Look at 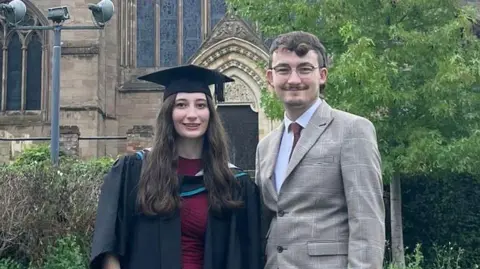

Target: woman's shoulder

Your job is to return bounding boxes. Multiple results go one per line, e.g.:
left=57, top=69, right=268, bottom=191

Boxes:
left=103, top=150, right=146, bottom=189
left=111, top=149, right=148, bottom=168
left=228, top=163, right=250, bottom=180
left=228, top=163, right=258, bottom=191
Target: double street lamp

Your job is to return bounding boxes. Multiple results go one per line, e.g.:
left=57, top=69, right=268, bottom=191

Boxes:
left=0, top=0, right=114, bottom=166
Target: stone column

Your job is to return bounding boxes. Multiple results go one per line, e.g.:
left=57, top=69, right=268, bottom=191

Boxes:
left=0, top=130, right=11, bottom=164
left=60, top=125, right=80, bottom=157
left=126, top=125, right=154, bottom=153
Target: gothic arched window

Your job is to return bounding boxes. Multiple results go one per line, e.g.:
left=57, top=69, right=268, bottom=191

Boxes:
left=136, top=0, right=156, bottom=67
left=134, top=0, right=227, bottom=68
left=0, top=12, right=44, bottom=112
left=160, top=0, right=178, bottom=67
left=182, top=0, right=202, bottom=63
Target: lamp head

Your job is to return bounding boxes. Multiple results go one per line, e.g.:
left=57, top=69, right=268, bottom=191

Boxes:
left=0, top=0, right=26, bottom=25
left=47, top=6, right=70, bottom=24
left=88, top=0, right=114, bottom=27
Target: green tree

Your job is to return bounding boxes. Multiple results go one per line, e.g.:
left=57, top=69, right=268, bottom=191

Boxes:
left=227, top=0, right=480, bottom=267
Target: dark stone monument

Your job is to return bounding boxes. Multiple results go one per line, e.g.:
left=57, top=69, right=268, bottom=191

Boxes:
left=217, top=104, right=258, bottom=171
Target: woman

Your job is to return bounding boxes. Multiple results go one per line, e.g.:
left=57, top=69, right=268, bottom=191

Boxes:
left=90, top=65, right=263, bottom=269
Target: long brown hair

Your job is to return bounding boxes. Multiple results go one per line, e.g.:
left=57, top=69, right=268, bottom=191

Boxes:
left=137, top=93, right=243, bottom=216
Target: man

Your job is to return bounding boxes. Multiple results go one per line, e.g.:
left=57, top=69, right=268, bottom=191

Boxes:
left=255, top=31, right=385, bottom=269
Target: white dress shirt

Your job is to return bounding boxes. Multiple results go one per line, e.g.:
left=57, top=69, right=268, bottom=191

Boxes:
left=274, top=98, right=322, bottom=192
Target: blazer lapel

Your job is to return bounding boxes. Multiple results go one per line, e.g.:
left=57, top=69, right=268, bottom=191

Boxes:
left=263, top=125, right=283, bottom=201
left=284, top=102, right=333, bottom=180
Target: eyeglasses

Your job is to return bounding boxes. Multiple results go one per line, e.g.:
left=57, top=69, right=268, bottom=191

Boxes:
left=270, top=64, right=319, bottom=78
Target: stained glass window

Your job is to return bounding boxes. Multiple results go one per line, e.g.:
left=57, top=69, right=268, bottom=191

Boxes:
left=182, top=0, right=201, bottom=63
left=26, top=33, right=42, bottom=110
left=6, top=33, right=22, bottom=111
left=159, top=0, right=178, bottom=67
left=136, top=0, right=155, bottom=67
left=210, top=0, right=226, bottom=31
left=1, top=12, right=44, bottom=112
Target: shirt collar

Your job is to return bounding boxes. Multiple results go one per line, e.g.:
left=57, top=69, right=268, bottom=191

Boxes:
left=284, top=98, right=322, bottom=131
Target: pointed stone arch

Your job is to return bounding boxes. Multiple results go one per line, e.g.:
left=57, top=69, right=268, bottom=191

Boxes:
left=191, top=37, right=276, bottom=138
left=221, top=71, right=258, bottom=111
left=20, top=0, right=49, bottom=26
left=0, top=0, right=49, bottom=114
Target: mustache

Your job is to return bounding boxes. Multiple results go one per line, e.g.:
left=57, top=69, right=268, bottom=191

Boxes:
left=280, top=84, right=309, bottom=91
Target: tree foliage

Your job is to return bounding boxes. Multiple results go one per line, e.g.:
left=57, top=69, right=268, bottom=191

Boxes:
left=227, top=0, right=480, bottom=180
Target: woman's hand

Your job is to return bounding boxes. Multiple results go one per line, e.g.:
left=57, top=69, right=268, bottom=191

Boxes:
left=103, top=254, right=120, bottom=269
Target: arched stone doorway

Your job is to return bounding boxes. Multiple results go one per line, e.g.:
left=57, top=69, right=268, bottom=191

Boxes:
left=191, top=37, right=275, bottom=170
left=191, top=37, right=276, bottom=139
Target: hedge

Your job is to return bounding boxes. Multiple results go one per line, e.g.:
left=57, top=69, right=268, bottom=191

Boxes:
left=0, top=145, right=113, bottom=268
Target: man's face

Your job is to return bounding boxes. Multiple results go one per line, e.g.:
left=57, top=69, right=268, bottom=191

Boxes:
left=266, top=49, right=327, bottom=110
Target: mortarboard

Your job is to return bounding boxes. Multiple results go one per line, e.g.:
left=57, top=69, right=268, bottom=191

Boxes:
left=137, top=64, right=234, bottom=102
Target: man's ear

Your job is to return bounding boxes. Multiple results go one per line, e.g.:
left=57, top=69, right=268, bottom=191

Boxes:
left=266, top=69, right=274, bottom=87
left=319, top=67, right=328, bottom=85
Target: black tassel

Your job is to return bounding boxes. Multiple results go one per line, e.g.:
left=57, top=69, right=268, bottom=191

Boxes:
left=215, top=83, right=225, bottom=102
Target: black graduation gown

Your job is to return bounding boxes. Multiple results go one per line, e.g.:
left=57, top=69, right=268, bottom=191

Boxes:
left=89, top=153, right=263, bottom=269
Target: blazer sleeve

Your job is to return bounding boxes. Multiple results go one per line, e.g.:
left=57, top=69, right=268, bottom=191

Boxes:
left=340, top=117, right=386, bottom=269
left=89, top=156, right=128, bottom=269
left=255, top=144, right=272, bottom=267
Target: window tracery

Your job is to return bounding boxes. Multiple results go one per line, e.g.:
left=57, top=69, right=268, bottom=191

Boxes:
left=0, top=9, right=44, bottom=112
left=134, top=0, right=228, bottom=67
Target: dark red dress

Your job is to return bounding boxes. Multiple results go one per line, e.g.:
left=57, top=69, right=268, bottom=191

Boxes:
left=177, top=157, right=207, bottom=269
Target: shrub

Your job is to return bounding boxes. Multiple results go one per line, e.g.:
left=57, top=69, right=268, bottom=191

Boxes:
left=39, top=235, right=88, bottom=269
left=385, top=243, right=479, bottom=269
left=10, top=144, right=63, bottom=167
left=0, top=258, right=23, bottom=269
left=385, top=243, right=424, bottom=269
left=0, top=145, right=114, bottom=266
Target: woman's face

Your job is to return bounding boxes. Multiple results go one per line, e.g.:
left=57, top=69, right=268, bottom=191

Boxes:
left=172, top=92, right=210, bottom=139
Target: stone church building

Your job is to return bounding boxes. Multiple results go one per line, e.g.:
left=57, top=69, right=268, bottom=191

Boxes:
left=0, top=0, right=277, bottom=168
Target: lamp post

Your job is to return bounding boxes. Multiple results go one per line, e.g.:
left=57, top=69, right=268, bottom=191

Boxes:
left=0, top=0, right=114, bottom=166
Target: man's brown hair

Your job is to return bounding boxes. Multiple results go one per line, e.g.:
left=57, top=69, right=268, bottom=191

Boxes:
left=268, top=31, right=328, bottom=97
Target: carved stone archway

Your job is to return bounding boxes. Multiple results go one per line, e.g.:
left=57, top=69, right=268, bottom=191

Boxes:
left=191, top=37, right=277, bottom=138
left=223, top=75, right=258, bottom=110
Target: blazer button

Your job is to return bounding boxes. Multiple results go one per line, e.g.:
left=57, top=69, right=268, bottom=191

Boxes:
left=277, top=246, right=284, bottom=253
left=278, top=210, right=285, bottom=217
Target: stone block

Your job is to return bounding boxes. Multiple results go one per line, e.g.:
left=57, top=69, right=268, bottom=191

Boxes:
left=59, top=125, right=80, bottom=156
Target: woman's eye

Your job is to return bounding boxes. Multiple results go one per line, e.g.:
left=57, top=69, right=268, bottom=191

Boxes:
left=176, top=103, right=186, bottom=108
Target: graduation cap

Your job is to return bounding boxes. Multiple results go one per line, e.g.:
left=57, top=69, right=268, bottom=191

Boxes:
left=137, top=64, right=234, bottom=102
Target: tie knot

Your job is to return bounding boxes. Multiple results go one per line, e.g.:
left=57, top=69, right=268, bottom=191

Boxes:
left=290, top=122, right=302, bottom=135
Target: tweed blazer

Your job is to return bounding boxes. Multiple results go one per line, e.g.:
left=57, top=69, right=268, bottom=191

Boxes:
left=255, top=101, right=385, bottom=269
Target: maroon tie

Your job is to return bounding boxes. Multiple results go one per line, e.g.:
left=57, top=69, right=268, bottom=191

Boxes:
left=289, top=122, right=303, bottom=160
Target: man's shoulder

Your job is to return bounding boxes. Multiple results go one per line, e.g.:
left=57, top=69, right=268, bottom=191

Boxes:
left=331, top=108, right=374, bottom=127
left=329, top=107, right=377, bottom=140
left=257, top=125, right=281, bottom=150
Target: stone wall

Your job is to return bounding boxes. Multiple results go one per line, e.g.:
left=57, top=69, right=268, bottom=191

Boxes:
left=61, top=110, right=100, bottom=158
left=22, top=0, right=119, bottom=159
left=117, top=90, right=162, bottom=146
left=0, top=124, right=49, bottom=164
left=126, top=125, right=154, bottom=153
